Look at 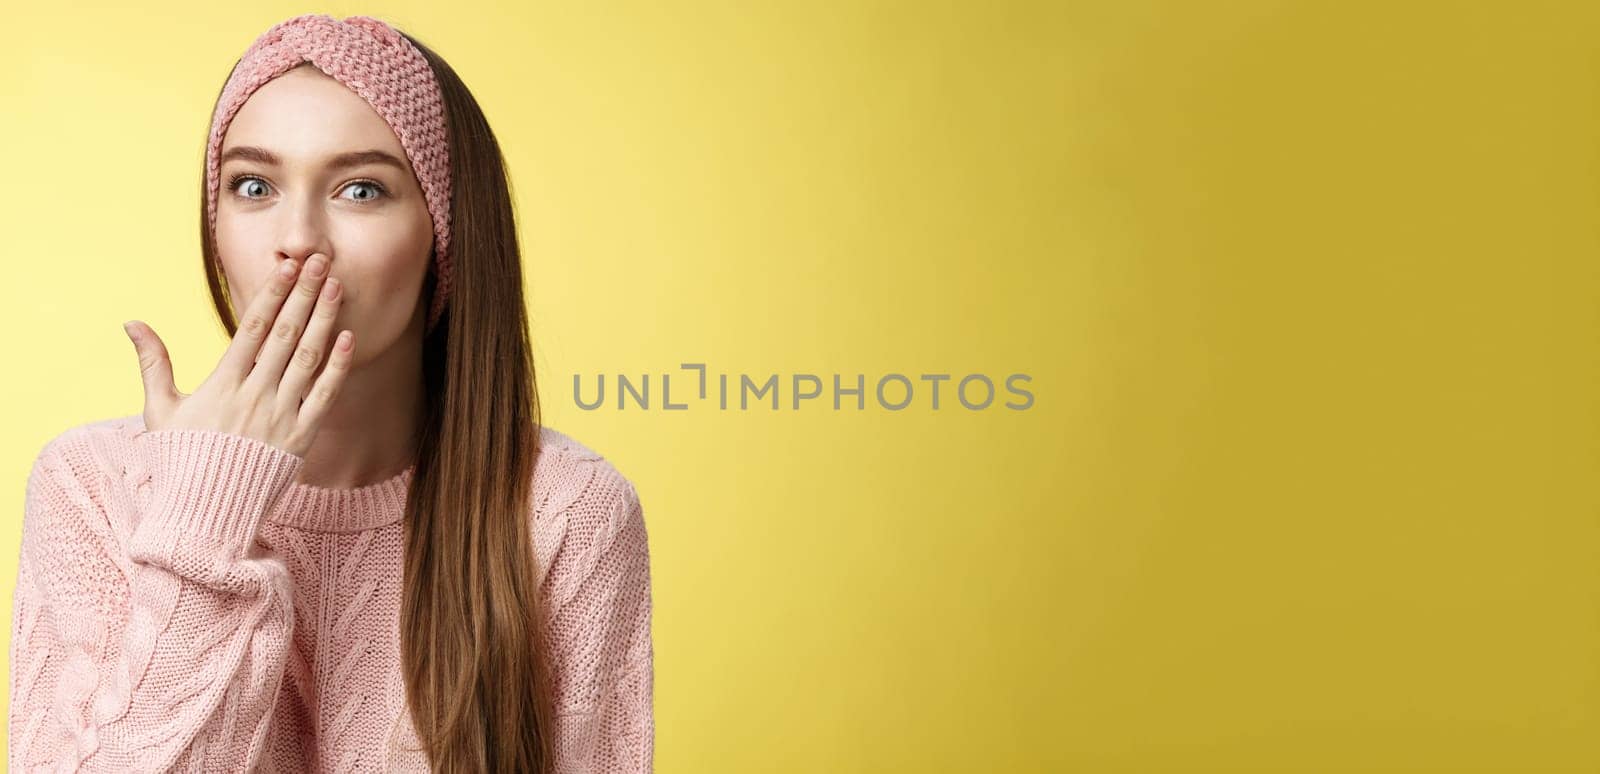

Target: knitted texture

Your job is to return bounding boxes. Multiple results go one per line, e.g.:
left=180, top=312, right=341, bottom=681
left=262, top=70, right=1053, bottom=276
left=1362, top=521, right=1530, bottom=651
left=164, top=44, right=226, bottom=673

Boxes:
left=9, top=415, right=654, bottom=772
left=205, top=13, right=454, bottom=333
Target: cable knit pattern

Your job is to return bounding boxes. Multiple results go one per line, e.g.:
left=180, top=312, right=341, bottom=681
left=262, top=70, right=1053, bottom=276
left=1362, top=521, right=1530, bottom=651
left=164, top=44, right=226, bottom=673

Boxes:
left=204, top=13, right=454, bottom=332
left=8, top=414, right=654, bottom=773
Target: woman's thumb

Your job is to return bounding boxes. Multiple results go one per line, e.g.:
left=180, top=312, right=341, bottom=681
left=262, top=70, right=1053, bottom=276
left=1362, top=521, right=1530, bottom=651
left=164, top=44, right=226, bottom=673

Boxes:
left=123, top=321, right=178, bottom=410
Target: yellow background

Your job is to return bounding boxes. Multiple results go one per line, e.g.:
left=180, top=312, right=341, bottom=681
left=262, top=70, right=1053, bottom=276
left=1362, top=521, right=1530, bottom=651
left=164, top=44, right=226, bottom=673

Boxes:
left=2, top=1, right=1596, bottom=771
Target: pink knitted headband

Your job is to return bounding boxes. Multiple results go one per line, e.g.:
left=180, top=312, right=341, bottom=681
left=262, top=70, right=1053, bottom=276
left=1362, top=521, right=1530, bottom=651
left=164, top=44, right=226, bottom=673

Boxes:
left=205, top=13, right=454, bottom=332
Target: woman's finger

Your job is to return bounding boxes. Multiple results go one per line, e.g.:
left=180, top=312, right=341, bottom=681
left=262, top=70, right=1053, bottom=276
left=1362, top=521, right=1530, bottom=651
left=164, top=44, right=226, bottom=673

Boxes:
left=277, top=275, right=343, bottom=411
left=244, top=253, right=332, bottom=392
left=217, top=258, right=302, bottom=383
left=123, top=320, right=179, bottom=415
left=296, top=328, right=355, bottom=432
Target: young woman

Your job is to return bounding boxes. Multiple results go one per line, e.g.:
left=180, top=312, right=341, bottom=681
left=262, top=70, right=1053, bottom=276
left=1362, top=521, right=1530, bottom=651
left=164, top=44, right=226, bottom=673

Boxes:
left=8, top=14, right=653, bottom=774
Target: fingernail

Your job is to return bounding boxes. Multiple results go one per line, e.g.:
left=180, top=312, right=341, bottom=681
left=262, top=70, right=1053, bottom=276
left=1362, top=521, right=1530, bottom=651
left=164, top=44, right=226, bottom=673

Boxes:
left=279, top=260, right=298, bottom=279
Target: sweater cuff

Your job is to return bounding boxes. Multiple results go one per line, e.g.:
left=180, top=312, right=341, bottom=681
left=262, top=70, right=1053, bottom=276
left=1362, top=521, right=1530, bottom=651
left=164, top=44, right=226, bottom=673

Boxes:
left=128, top=428, right=304, bottom=585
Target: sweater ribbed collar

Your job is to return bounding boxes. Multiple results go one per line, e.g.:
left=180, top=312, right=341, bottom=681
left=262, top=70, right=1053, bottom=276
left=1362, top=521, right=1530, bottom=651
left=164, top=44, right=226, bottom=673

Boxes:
left=266, top=463, right=416, bottom=533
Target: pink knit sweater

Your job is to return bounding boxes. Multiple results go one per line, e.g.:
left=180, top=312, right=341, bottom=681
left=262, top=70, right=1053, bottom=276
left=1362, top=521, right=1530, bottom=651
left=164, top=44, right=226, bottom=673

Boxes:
left=8, top=414, right=653, bottom=772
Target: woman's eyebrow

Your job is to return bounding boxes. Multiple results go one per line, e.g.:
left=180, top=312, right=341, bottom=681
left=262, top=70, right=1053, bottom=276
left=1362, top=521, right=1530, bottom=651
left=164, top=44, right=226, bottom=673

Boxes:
left=219, top=145, right=409, bottom=173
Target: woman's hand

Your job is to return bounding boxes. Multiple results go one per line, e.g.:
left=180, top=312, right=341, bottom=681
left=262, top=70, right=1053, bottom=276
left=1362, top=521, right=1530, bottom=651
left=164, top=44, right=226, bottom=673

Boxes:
left=122, top=253, right=354, bottom=458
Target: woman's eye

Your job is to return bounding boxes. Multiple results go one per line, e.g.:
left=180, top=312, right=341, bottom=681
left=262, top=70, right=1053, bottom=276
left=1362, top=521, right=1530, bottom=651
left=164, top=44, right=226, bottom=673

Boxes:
left=230, top=176, right=271, bottom=199
left=341, top=181, right=387, bottom=202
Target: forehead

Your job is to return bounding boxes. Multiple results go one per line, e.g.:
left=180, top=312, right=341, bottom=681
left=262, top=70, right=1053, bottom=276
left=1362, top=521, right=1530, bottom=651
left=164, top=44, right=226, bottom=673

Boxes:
left=221, top=64, right=405, bottom=160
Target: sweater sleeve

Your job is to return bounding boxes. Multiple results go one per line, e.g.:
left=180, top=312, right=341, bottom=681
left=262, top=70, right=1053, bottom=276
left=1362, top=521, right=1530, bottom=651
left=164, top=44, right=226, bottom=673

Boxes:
left=549, top=477, right=655, bottom=774
left=8, top=427, right=303, bottom=773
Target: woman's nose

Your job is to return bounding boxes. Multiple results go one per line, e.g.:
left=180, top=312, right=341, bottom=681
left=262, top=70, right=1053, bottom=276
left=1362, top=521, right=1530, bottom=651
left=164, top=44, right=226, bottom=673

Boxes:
left=275, top=196, right=333, bottom=265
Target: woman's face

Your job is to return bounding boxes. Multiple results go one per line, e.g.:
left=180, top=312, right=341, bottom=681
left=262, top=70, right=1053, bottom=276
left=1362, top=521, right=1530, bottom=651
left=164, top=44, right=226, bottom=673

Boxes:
left=215, top=63, right=434, bottom=367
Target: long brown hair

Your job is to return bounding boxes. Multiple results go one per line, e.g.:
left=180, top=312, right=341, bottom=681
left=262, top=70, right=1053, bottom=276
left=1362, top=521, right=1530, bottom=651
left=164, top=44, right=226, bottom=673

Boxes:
left=198, top=31, right=558, bottom=774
